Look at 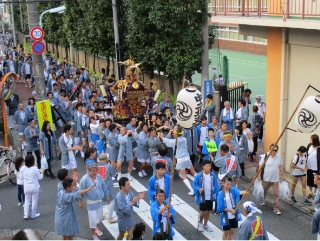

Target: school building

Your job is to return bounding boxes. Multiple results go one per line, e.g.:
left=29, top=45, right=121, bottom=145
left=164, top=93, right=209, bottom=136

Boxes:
left=210, top=0, right=320, bottom=171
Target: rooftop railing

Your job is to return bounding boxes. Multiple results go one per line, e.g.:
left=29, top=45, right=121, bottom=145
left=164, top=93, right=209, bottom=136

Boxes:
left=209, top=0, right=320, bottom=21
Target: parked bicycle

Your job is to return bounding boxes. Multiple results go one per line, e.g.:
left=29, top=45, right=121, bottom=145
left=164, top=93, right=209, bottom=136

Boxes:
left=0, top=148, right=17, bottom=185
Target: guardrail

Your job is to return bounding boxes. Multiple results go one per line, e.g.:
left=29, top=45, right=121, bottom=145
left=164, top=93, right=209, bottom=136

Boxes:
left=209, top=0, right=320, bottom=21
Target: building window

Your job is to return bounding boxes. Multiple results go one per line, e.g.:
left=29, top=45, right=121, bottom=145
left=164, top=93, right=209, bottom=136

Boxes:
left=215, top=26, right=267, bottom=44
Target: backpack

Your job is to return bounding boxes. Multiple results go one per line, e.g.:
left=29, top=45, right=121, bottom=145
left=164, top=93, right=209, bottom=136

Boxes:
left=290, top=154, right=300, bottom=169
left=253, top=114, right=262, bottom=128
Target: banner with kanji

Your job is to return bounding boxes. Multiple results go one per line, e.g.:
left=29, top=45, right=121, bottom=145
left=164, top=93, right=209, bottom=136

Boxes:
left=36, top=100, right=54, bottom=131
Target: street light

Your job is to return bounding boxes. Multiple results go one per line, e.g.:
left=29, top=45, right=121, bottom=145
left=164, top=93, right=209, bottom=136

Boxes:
left=39, top=5, right=66, bottom=28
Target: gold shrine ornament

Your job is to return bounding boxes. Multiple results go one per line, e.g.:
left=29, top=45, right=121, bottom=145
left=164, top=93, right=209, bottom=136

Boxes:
left=132, top=81, right=139, bottom=89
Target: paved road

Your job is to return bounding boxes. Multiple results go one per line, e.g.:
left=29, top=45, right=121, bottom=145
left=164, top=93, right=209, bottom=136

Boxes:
left=0, top=155, right=315, bottom=240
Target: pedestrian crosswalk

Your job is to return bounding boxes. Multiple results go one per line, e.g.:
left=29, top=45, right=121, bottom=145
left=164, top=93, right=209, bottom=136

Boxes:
left=102, top=175, right=279, bottom=240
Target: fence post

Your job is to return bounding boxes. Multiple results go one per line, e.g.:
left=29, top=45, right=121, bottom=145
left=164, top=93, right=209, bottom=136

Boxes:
left=241, top=0, right=245, bottom=16
left=214, top=0, right=217, bottom=16
left=246, top=0, right=249, bottom=17
left=219, top=85, right=228, bottom=112
left=286, top=0, right=290, bottom=20
left=258, top=0, right=261, bottom=17
left=224, top=0, right=227, bottom=16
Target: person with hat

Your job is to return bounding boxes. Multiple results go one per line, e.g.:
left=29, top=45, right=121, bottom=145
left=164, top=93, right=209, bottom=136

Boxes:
left=79, top=162, right=110, bottom=240
left=254, top=95, right=266, bottom=142
left=238, top=201, right=269, bottom=240
left=97, top=153, right=118, bottom=224
left=216, top=131, right=238, bottom=158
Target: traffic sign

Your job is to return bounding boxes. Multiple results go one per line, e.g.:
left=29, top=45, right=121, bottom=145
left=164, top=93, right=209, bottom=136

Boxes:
left=32, top=41, right=46, bottom=55
left=30, top=27, right=45, bottom=41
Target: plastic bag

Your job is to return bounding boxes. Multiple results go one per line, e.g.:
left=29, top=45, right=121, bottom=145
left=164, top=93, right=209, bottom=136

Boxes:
left=41, top=155, right=48, bottom=170
left=279, top=181, right=290, bottom=199
left=253, top=179, right=264, bottom=202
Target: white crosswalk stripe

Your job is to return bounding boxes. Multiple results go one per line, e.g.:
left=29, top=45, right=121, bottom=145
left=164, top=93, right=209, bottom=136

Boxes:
left=103, top=175, right=279, bottom=240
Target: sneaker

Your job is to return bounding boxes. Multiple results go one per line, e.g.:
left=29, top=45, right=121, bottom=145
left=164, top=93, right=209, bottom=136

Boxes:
left=132, top=166, right=136, bottom=171
left=291, top=196, right=297, bottom=203
left=273, top=208, right=281, bottom=215
left=31, top=213, right=40, bottom=218
left=260, top=202, right=266, bottom=206
left=18, top=202, right=23, bottom=206
left=138, top=172, right=143, bottom=177
left=188, top=191, right=194, bottom=196
left=258, top=139, right=262, bottom=142
left=127, top=174, right=133, bottom=181
left=197, top=223, right=204, bottom=232
left=307, top=193, right=313, bottom=199
left=23, top=216, right=28, bottom=220
left=142, top=170, right=147, bottom=176
left=204, top=225, right=213, bottom=232
left=303, top=199, right=312, bottom=206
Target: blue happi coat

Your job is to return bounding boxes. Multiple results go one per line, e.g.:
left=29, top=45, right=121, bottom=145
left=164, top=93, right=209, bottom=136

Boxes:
left=148, top=174, right=171, bottom=203
left=150, top=200, right=176, bottom=237
left=118, top=134, right=138, bottom=161
left=216, top=187, right=242, bottom=226
left=136, top=131, right=150, bottom=159
left=193, top=171, right=219, bottom=205
left=98, top=163, right=117, bottom=201
left=24, top=126, right=40, bottom=152
left=54, top=190, right=82, bottom=236
left=79, top=173, right=109, bottom=211
left=106, top=132, right=119, bottom=161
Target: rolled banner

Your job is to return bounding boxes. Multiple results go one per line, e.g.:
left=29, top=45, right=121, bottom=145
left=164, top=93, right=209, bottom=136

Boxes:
left=176, top=87, right=203, bottom=129
left=294, top=95, right=320, bottom=133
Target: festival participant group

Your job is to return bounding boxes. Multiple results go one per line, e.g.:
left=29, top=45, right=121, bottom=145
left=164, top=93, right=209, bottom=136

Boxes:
left=2, top=47, right=318, bottom=240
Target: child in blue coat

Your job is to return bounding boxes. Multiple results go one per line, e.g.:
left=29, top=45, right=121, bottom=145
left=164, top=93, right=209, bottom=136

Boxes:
left=193, top=160, right=219, bottom=232
left=148, top=162, right=171, bottom=203
left=150, top=189, right=176, bottom=240
left=202, top=128, right=220, bottom=172
left=216, top=176, right=248, bottom=240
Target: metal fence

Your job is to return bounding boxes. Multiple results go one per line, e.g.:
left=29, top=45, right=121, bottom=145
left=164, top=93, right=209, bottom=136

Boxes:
left=209, top=0, right=320, bottom=20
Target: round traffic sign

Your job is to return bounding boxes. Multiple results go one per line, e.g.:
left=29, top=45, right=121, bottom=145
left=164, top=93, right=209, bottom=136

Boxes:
left=30, top=27, right=45, bottom=41
left=32, top=41, right=46, bottom=55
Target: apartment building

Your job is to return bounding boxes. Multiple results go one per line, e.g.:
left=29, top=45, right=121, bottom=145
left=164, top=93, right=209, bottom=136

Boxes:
left=211, top=0, right=320, bottom=171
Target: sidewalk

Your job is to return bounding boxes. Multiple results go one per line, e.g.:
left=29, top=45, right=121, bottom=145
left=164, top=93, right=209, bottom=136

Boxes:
left=0, top=228, right=86, bottom=240
left=14, top=81, right=33, bottom=103
left=243, top=139, right=315, bottom=217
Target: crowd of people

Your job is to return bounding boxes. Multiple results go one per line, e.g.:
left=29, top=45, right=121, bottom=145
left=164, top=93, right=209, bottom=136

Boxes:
left=2, top=46, right=319, bottom=240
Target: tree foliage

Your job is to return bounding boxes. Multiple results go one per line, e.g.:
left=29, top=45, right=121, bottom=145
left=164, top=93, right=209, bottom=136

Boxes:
left=11, top=0, right=215, bottom=81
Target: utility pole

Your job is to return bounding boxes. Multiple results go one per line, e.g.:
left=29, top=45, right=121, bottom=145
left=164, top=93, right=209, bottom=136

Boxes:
left=112, top=0, right=122, bottom=79
left=1, top=7, right=4, bottom=35
left=26, top=0, right=46, bottom=101
left=10, top=3, right=16, bottom=46
left=201, top=0, right=209, bottom=94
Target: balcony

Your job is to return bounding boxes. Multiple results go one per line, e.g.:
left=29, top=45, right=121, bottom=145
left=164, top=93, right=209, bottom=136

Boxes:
left=209, top=0, right=320, bottom=30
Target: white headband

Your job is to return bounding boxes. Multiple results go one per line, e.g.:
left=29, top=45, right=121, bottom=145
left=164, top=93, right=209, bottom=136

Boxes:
left=243, top=201, right=262, bottom=217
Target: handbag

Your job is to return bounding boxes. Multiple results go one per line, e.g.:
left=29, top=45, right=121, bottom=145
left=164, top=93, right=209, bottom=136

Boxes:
left=41, top=155, right=48, bottom=170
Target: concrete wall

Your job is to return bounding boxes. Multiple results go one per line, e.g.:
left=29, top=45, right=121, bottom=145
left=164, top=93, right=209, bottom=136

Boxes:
left=283, top=28, right=320, bottom=171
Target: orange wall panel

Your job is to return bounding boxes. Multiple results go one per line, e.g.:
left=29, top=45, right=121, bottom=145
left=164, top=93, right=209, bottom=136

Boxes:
left=265, top=27, right=282, bottom=151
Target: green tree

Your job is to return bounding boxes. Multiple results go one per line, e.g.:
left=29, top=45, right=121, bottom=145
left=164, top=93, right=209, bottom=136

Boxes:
left=12, top=2, right=28, bottom=35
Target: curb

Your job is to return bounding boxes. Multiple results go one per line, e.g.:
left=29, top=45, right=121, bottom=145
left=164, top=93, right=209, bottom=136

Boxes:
left=241, top=176, right=315, bottom=218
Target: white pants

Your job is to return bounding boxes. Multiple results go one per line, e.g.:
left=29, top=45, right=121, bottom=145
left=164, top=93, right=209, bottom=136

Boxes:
left=317, top=233, right=320, bottom=240
left=88, top=206, right=103, bottom=228
left=107, top=199, right=116, bottom=219
left=24, top=187, right=40, bottom=218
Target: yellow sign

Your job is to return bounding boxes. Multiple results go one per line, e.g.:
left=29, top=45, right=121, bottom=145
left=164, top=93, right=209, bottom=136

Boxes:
left=36, top=100, right=54, bottom=131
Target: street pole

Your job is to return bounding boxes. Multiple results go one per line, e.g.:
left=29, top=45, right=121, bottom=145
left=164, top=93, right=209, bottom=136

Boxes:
left=112, top=0, right=122, bottom=79
left=10, top=3, right=16, bottom=46
left=1, top=7, right=4, bottom=35
left=19, top=0, right=24, bottom=34
left=201, top=0, right=209, bottom=94
left=26, top=0, right=46, bottom=101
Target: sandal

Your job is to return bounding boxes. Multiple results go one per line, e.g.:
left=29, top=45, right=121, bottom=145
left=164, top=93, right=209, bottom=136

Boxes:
left=108, top=218, right=117, bottom=223
left=95, top=228, right=103, bottom=236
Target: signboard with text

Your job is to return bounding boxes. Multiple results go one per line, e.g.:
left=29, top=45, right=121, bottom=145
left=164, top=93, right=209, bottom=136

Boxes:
left=30, top=27, right=45, bottom=41
left=203, top=79, right=213, bottom=103
left=36, top=100, right=54, bottom=131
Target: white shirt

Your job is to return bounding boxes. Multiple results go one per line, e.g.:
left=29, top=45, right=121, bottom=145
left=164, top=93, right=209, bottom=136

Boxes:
left=199, top=126, right=208, bottom=146
left=158, top=204, right=168, bottom=233
left=25, top=64, right=31, bottom=74
left=308, top=146, right=318, bottom=171
left=225, top=191, right=235, bottom=219
left=255, top=101, right=266, bottom=118
left=291, top=153, right=307, bottom=176
left=90, top=120, right=100, bottom=134
left=243, top=128, right=251, bottom=136
left=157, top=176, right=165, bottom=191
left=21, top=166, right=43, bottom=191
left=203, top=173, right=212, bottom=200
left=64, top=133, right=75, bottom=159
left=259, top=153, right=283, bottom=182
left=45, top=59, right=49, bottom=69
left=15, top=165, right=25, bottom=185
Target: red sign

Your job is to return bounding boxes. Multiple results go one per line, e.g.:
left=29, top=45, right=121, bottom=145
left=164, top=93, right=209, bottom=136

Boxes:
left=30, top=27, right=45, bottom=41
left=32, top=41, right=46, bottom=55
